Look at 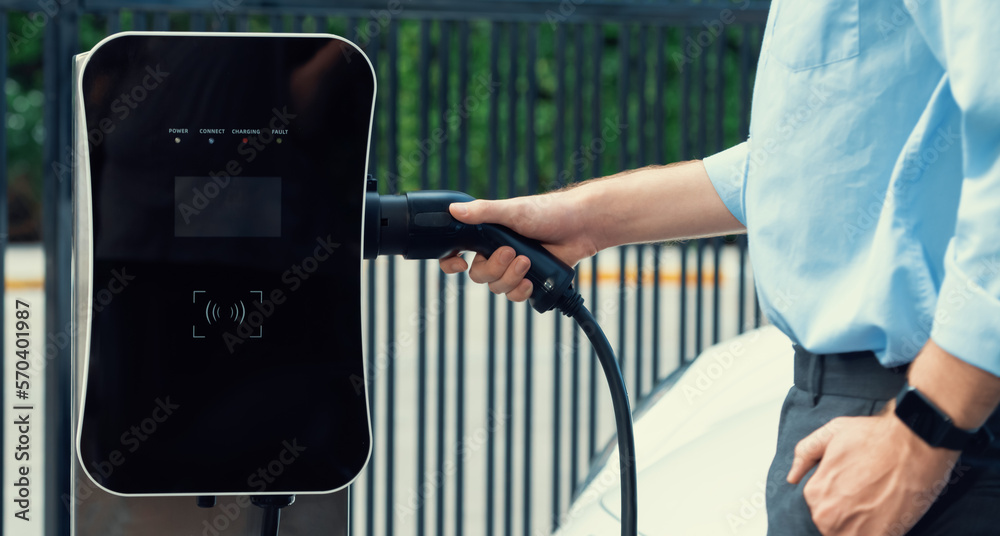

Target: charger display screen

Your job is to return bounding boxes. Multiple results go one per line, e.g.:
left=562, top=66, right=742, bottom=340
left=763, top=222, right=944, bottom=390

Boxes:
left=174, top=176, right=282, bottom=237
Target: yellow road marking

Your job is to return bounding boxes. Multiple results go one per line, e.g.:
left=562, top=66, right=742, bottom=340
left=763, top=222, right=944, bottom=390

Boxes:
left=6, top=279, right=44, bottom=290
left=576, top=268, right=724, bottom=286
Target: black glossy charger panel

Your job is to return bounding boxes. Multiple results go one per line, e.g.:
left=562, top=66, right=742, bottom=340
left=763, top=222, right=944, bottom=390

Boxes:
left=78, top=34, right=374, bottom=495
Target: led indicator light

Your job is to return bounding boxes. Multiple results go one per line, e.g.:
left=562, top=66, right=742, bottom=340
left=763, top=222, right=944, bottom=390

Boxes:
left=174, top=137, right=181, bottom=144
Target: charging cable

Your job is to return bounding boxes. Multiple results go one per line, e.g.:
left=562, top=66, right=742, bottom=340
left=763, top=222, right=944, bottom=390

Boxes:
left=560, top=294, right=638, bottom=536
left=588, top=312, right=638, bottom=534
left=251, top=494, right=296, bottom=536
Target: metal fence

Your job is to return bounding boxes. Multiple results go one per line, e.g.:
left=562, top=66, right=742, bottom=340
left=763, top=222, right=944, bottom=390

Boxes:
left=1, top=0, right=770, bottom=534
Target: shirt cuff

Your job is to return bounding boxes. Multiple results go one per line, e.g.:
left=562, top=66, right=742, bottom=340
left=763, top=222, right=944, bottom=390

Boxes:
left=931, top=243, right=1000, bottom=377
left=702, top=142, right=748, bottom=226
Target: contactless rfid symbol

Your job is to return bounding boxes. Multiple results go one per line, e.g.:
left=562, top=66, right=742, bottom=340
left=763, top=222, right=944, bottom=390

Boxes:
left=204, top=299, right=245, bottom=326
left=191, top=290, right=263, bottom=339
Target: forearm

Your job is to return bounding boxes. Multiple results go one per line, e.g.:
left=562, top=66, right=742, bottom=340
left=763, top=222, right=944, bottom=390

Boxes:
left=561, top=160, right=745, bottom=251
left=907, top=339, right=1000, bottom=430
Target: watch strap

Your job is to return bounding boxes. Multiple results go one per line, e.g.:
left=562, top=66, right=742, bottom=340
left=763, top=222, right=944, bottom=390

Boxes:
left=894, top=382, right=990, bottom=451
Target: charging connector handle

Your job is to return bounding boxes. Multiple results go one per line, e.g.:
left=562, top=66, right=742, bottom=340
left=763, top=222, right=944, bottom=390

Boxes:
left=365, top=190, right=577, bottom=313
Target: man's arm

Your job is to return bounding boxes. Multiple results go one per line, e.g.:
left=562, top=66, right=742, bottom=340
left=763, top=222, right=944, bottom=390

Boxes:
left=908, top=341, right=1000, bottom=430
left=439, top=159, right=745, bottom=301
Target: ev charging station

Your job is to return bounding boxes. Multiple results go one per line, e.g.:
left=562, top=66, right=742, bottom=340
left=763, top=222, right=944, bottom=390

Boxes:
left=72, top=32, right=637, bottom=535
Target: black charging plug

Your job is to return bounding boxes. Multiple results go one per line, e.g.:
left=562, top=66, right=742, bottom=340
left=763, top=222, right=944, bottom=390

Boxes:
left=364, top=189, right=580, bottom=314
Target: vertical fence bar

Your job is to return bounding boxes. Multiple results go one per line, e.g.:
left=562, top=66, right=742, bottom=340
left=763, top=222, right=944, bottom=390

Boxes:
left=108, top=10, right=120, bottom=33
left=679, top=30, right=690, bottom=157
left=551, top=19, right=566, bottom=530
left=43, top=3, right=78, bottom=533
left=694, top=33, right=708, bottom=356
left=695, top=237, right=705, bottom=355
left=652, top=245, right=661, bottom=377
left=190, top=12, right=205, bottom=32
left=634, top=24, right=646, bottom=397
left=637, top=25, right=646, bottom=166
left=712, top=28, right=726, bottom=344
left=740, top=24, right=752, bottom=141
left=712, top=237, right=722, bottom=344
left=755, top=284, right=762, bottom=327
left=587, top=22, right=601, bottom=458
left=754, top=22, right=765, bottom=329
left=739, top=235, right=747, bottom=332
left=455, top=21, right=470, bottom=534
left=385, top=20, right=399, bottom=536
left=503, top=21, right=518, bottom=536
left=346, top=16, right=360, bottom=534
left=486, top=22, right=501, bottom=536
left=634, top=239, right=643, bottom=397
left=416, top=19, right=432, bottom=536
left=616, top=22, right=629, bottom=402
left=435, top=19, right=451, bottom=536
left=738, top=25, right=752, bottom=334
left=696, top=32, right=708, bottom=158
left=0, top=11, right=6, bottom=524
left=364, top=20, right=380, bottom=536
left=235, top=12, right=249, bottom=32
left=366, top=245, right=377, bottom=536
left=652, top=24, right=664, bottom=382
left=569, top=21, right=584, bottom=492
left=523, top=22, right=538, bottom=536
left=714, top=25, right=725, bottom=153
left=678, top=26, right=690, bottom=363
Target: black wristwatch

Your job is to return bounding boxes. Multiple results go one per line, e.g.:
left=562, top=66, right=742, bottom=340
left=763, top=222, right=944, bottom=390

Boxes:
left=894, top=382, right=994, bottom=452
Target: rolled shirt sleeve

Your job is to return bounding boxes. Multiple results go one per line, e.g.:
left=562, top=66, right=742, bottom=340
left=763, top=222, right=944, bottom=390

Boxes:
left=933, top=247, right=1000, bottom=376
left=910, top=1, right=1000, bottom=376
left=702, top=141, right=749, bottom=226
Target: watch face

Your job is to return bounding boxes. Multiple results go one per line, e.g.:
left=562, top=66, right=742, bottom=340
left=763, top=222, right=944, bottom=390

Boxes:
left=77, top=34, right=374, bottom=495
left=896, top=388, right=947, bottom=446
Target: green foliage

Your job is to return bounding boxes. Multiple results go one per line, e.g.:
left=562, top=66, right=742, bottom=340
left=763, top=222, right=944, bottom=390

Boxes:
left=6, top=12, right=47, bottom=240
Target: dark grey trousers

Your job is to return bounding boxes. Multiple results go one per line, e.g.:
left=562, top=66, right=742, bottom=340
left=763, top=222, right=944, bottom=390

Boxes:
left=765, top=347, right=1000, bottom=536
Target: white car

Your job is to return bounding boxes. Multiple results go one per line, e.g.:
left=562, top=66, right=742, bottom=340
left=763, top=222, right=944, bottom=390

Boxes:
left=555, top=326, right=794, bottom=536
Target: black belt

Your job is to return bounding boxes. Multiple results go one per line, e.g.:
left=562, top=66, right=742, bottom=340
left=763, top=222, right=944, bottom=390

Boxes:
left=793, top=344, right=908, bottom=401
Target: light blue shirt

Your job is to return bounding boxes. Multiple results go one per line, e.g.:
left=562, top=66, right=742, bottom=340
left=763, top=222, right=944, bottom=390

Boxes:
left=704, top=0, right=1000, bottom=376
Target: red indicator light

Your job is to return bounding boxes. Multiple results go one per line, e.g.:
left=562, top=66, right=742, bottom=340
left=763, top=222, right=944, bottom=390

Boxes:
left=242, top=137, right=248, bottom=144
